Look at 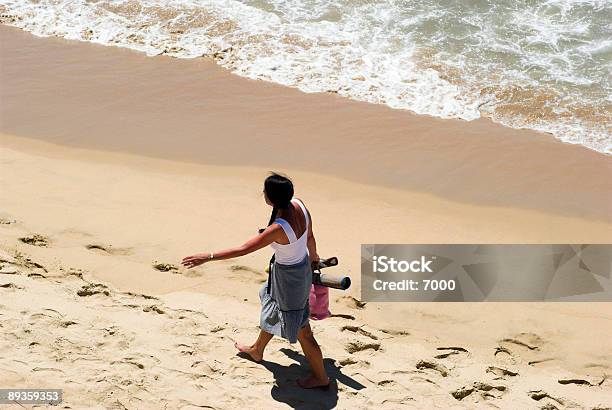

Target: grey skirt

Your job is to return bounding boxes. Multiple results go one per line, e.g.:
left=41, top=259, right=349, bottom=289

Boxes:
left=259, top=255, right=311, bottom=344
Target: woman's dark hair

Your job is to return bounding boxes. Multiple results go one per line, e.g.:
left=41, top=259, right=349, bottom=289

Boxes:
left=264, top=172, right=294, bottom=227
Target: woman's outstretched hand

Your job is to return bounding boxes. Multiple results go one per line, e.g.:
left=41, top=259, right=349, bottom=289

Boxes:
left=181, top=252, right=210, bottom=269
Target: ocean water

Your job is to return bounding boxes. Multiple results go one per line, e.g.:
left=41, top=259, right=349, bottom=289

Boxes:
left=1, top=0, right=610, bottom=154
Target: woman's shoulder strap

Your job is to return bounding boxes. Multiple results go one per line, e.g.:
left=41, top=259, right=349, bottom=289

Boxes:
left=274, top=217, right=298, bottom=243
left=292, top=198, right=310, bottom=228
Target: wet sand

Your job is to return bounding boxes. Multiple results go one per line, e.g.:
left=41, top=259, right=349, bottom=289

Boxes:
left=1, top=25, right=611, bottom=223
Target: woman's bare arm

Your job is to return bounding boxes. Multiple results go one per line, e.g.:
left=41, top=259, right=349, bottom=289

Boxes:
left=181, top=224, right=282, bottom=269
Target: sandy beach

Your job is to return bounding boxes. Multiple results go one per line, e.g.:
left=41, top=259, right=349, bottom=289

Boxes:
left=1, top=136, right=612, bottom=409
left=1, top=25, right=612, bottom=409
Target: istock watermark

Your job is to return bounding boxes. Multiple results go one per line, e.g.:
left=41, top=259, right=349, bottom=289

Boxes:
left=372, top=255, right=434, bottom=273
left=361, top=244, right=612, bottom=302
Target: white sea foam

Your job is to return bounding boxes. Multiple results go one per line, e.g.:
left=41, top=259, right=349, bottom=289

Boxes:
left=1, top=0, right=610, bottom=154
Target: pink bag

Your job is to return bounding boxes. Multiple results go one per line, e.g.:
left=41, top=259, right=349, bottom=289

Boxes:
left=309, top=284, right=331, bottom=320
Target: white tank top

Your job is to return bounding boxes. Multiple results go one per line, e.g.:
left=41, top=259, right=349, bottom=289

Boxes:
left=270, top=198, right=310, bottom=265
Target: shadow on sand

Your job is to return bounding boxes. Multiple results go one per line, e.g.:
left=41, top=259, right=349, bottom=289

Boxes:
left=237, top=347, right=366, bottom=409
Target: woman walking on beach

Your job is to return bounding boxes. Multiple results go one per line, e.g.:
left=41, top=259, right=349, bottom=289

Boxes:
left=181, top=173, right=330, bottom=389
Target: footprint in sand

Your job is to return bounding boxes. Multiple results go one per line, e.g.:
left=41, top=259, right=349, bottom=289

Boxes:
left=528, top=358, right=558, bottom=367
left=32, top=367, right=65, bottom=374
left=175, top=343, right=195, bottom=356
left=337, top=357, right=371, bottom=368
left=60, top=320, right=78, bottom=328
left=14, top=252, right=48, bottom=272
left=92, top=325, right=134, bottom=352
left=19, top=234, right=50, bottom=247
left=496, top=332, right=550, bottom=367
left=120, top=291, right=159, bottom=301
left=28, top=311, right=62, bottom=322
left=379, top=328, right=410, bottom=337
left=434, top=346, right=469, bottom=359
left=341, top=325, right=379, bottom=340
left=452, top=382, right=507, bottom=401
left=500, top=333, right=542, bottom=351
left=85, top=243, right=132, bottom=256
left=111, top=359, right=145, bottom=370
left=191, top=360, right=224, bottom=379
left=337, top=295, right=367, bottom=310
left=394, top=368, right=439, bottom=386
left=142, top=305, right=165, bottom=315
left=329, top=313, right=356, bottom=320
left=493, top=347, right=521, bottom=368
left=528, top=389, right=565, bottom=407
left=27, top=310, right=78, bottom=331
left=0, top=250, right=16, bottom=263
left=1, top=251, right=47, bottom=275
left=338, top=357, right=359, bottom=366
left=60, top=267, right=85, bottom=279
left=228, top=265, right=267, bottom=283
left=108, top=353, right=161, bottom=373
left=0, top=282, right=24, bottom=290
left=152, top=261, right=179, bottom=273
left=77, top=283, right=111, bottom=297
left=230, top=265, right=261, bottom=274
left=486, top=366, right=518, bottom=378
left=0, top=262, right=20, bottom=274
left=415, top=360, right=449, bottom=377
left=494, top=346, right=513, bottom=357
left=344, top=340, right=381, bottom=354
left=558, top=376, right=606, bottom=386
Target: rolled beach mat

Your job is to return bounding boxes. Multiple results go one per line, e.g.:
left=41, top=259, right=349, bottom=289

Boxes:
left=313, top=272, right=351, bottom=290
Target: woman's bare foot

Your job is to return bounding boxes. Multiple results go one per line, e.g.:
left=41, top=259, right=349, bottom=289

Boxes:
left=297, top=375, right=330, bottom=389
left=234, top=342, right=263, bottom=362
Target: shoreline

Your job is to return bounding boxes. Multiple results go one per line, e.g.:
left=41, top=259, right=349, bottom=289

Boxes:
left=1, top=6, right=610, bottom=156
left=1, top=26, right=611, bottom=224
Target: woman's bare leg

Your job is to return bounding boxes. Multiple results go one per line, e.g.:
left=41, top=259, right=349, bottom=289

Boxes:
left=235, top=330, right=273, bottom=362
left=296, top=324, right=329, bottom=388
